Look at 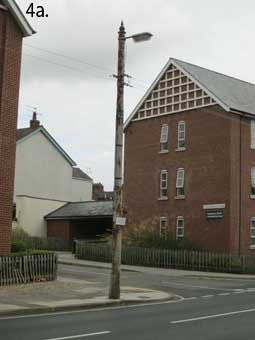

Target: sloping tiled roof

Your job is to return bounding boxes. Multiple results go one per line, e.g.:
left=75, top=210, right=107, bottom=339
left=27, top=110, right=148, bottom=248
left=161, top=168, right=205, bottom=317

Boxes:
left=2, top=0, right=35, bottom=36
left=45, top=201, right=113, bottom=220
left=173, top=58, right=255, bottom=115
left=124, top=57, right=255, bottom=129
left=72, top=167, right=92, bottom=182
left=16, top=127, right=39, bottom=141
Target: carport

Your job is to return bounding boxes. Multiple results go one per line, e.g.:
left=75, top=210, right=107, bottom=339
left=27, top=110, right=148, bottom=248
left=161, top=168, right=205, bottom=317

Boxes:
left=45, top=201, right=113, bottom=246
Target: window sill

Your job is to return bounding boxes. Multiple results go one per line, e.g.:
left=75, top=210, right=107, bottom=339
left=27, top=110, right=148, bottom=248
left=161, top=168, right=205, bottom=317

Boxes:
left=158, top=197, right=168, bottom=201
left=250, top=195, right=255, bottom=199
left=175, top=147, right=186, bottom=152
left=158, top=150, right=169, bottom=154
left=175, top=196, right=186, bottom=200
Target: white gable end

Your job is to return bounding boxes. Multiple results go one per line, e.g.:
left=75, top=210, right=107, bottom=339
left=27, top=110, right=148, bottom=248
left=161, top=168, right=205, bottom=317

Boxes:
left=129, top=61, right=216, bottom=125
left=14, top=130, right=73, bottom=202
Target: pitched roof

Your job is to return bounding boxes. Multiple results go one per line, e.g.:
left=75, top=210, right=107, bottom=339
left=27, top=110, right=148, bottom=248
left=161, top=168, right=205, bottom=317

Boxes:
left=2, top=0, right=35, bottom=37
left=72, top=167, right=92, bottom=182
left=45, top=201, right=113, bottom=220
left=16, top=126, right=76, bottom=166
left=124, top=58, right=255, bottom=129
left=173, top=58, right=255, bottom=115
left=16, top=127, right=37, bottom=141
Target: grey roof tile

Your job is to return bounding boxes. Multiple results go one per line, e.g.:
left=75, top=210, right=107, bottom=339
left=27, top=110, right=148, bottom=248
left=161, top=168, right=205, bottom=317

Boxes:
left=45, top=201, right=113, bottom=220
left=172, top=58, right=255, bottom=115
left=72, top=167, right=92, bottom=181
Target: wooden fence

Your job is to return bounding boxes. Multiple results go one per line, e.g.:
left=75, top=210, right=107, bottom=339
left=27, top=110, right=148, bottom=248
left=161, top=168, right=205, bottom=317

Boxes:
left=76, top=242, right=255, bottom=274
left=0, top=253, right=58, bottom=286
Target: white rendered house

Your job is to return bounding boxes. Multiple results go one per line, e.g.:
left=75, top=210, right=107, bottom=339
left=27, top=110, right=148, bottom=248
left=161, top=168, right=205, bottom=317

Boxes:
left=13, top=114, right=93, bottom=237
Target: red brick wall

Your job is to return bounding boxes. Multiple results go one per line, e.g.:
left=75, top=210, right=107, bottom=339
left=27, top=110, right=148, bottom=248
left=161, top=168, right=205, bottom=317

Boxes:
left=47, top=220, right=71, bottom=243
left=124, top=105, right=235, bottom=253
left=0, top=9, right=23, bottom=254
left=238, top=117, right=255, bottom=254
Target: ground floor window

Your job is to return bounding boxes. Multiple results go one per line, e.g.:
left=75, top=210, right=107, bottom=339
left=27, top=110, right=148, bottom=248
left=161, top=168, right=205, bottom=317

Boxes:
left=251, top=218, right=255, bottom=248
left=176, top=216, right=184, bottom=239
left=160, top=217, right=168, bottom=238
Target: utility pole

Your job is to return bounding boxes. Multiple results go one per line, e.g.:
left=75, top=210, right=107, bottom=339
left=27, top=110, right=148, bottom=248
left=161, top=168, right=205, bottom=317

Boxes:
left=109, top=21, right=126, bottom=300
left=109, top=22, right=152, bottom=300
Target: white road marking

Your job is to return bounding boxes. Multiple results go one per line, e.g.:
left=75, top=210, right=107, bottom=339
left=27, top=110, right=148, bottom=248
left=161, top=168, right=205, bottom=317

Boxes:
left=201, top=295, right=214, bottom=298
left=43, top=331, right=111, bottom=340
left=233, top=290, right=246, bottom=294
left=218, top=293, right=230, bottom=296
left=171, top=308, right=255, bottom=324
left=183, top=297, right=197, bottom=300
left=162, top=281, right=237, bottom=291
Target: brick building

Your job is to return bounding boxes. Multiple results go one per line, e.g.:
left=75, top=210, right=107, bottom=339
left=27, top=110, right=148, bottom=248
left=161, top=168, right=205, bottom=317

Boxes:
left=124, top=58, right=255, bottom=255
left=0, top=0, right=34, bottom=254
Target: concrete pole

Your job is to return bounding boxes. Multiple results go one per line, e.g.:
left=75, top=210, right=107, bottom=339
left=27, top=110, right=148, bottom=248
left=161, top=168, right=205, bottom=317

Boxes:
left=109, top=22, right=126, bottom=300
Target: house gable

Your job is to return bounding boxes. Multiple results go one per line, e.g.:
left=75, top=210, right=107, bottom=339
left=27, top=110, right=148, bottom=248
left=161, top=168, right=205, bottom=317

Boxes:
left=16, top=126, right=76, bottom=166
left=125, top=59, right=217, bottom=128
left=124, top=58, right=255, bottom=130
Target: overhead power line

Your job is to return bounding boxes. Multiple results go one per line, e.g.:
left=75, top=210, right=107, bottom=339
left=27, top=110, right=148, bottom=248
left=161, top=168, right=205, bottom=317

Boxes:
left=24, top=43, right=115, bottom=75
left=24, top=43, right=150, bottom=89
left=23, top=53, right=115, bottom=81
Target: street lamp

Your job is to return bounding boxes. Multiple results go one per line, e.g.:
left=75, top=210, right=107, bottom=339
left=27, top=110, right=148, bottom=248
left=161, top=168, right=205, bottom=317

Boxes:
left=109, top=22, right=152, bottom=300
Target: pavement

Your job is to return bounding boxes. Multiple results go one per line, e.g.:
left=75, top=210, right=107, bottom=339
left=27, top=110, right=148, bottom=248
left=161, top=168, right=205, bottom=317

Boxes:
left=0, top=253, right=174, bottom=317
left=1, top=251, right=255, bottom=318
left=58, top=251, right=255, bottom=279
left=2, top=253, right=255, bottom=339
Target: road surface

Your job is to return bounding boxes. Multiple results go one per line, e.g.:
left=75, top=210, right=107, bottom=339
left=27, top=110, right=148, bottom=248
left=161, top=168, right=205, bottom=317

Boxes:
left=1, top=263, right=255, bottom=339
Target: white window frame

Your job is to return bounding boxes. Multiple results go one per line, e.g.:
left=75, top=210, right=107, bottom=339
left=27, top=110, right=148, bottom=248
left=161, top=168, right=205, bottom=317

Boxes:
left=251, top=120, right=255, bottom=149
left=251, top=167, right=255, bottom=195
left=250, top=218, right=255, bottom=248
left=160, top=170, right=168, bottom=198
left=176, top=216, right=184, bottom=239
left=177, top=121, right=186, bottom=149
left=176, top=168, right=185, bottom=197
left=160, top=217, right=168, bottom=238
left=160, top=125, right=169, bottom=151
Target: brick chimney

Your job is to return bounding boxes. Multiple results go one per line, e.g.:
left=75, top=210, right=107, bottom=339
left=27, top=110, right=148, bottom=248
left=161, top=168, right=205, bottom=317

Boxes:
left=30, top=112, right=40, bottom=129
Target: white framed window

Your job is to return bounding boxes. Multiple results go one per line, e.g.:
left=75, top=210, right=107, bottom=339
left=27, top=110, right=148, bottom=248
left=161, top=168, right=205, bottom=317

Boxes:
left=176, top=168, right=185, bottom=197
left=251, top=218, right=255, bottom=248
left=178, top=121, right=186, bottom=149
left=160, top=170, right=168, bottom=198
left=251, top=120, right=255, bottom=149
left=176, top=216, right=184, bottom=239
left=160, top=125, right=169, bottom=151
left=251, top=168, right=255, bottom=195
left=160, top=217, right=168, bottom=238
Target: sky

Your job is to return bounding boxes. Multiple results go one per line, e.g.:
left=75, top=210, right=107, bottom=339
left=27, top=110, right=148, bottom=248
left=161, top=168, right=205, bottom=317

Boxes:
left=17, top=0, right=255, bottom=190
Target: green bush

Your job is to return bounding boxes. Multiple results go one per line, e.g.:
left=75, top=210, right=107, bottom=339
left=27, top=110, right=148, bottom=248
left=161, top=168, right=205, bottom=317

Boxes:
left=122, top=218, right=199, bottom=250
left=11, top=227, right=69, bottom=251
left=9, top=250, right=53, bottom=257
left=11, top=239, right=28, bottom=253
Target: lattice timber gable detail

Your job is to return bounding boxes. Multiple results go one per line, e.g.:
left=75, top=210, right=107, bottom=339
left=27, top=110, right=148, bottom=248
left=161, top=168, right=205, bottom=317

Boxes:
left=132, top=64, right=216, bottom=121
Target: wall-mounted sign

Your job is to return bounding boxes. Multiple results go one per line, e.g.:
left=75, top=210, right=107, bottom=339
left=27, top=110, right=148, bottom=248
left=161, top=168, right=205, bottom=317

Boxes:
left=206, top=211, right=224, bottom=219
